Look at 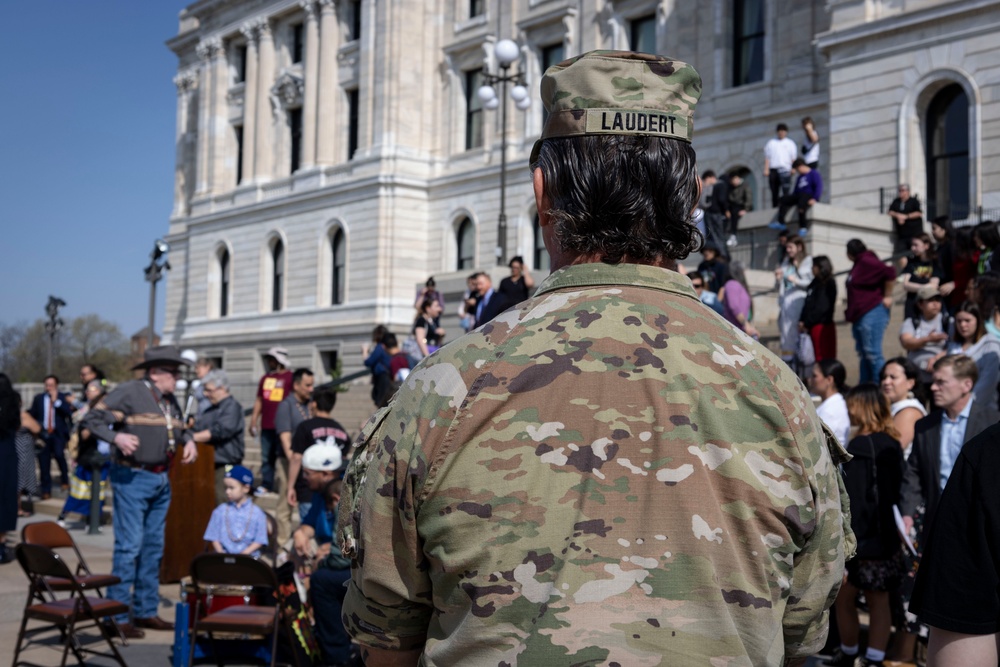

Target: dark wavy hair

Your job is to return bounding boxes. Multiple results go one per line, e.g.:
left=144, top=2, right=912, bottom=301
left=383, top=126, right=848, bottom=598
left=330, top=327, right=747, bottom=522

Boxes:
left=533, top=135, right=702, bottom=263
left=812, top=255, right=833, bottom=283
left=816, top=359, right=848, bottom=394
left=881, top=356, right=926, bottom=405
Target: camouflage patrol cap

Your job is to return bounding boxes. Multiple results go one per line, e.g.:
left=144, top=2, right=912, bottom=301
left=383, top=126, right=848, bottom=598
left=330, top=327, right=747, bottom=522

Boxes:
left=530, top=50, right=702, bottom=164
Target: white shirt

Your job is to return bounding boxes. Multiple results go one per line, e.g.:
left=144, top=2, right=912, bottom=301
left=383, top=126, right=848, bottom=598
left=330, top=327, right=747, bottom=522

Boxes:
left=764, top=137, right=798, bottom=172
left=816, top=392, right=850, bottom=446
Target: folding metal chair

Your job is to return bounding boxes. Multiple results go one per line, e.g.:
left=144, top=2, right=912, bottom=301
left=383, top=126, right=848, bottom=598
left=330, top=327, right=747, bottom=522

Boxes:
left=13, top=543, right=129, bottom=667
left=21, top=521, right=121, bottom=600
left=188, top=553, right=298, bottom=667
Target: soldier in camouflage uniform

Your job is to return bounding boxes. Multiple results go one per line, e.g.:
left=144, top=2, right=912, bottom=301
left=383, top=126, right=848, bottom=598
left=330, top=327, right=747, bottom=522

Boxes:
left=339, top=51, right=854, bottom=667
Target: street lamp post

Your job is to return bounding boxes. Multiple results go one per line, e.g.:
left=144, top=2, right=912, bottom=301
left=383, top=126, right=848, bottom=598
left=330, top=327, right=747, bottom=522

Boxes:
left=478, top=39, right=531, bottom=266
left=44, top=296, right=67, bottom=375
left=144, top=239, right=170, bottom=349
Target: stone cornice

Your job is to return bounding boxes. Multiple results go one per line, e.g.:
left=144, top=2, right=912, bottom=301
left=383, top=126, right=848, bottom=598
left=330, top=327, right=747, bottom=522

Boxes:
left=816, top=0, right=1000, bottom=53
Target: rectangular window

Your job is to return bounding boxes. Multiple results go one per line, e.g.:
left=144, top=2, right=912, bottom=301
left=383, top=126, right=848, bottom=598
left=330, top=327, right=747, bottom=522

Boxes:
left=234, top=125, right=244, bottom=185
left=470, top=0, right=484, bottom=18
left=630, top=14, right=657, bottom=54
left=291, top=23, right=304, bottom=64
left=347, top=89, right=359, bottom=160
left=235, top=45, right=248, bottom=83
left=465, top=69, right=484, bottom=150
left=348, top=0, right=362, bottom=41
left=289, top=108, right=303, bottom=173
left=733, top=0, right=764, bottom=87
left=540, top=43, right=565, bottom=124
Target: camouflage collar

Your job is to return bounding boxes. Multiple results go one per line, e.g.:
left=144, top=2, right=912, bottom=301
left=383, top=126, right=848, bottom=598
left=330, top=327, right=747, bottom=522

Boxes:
left=534, top=262, right=699, bottom=301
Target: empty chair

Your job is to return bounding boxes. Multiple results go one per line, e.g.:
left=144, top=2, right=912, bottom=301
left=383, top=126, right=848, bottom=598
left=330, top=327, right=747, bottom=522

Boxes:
left=21, top=521, right=120, bottom=600
left=13, top=543, right=129, bottom=667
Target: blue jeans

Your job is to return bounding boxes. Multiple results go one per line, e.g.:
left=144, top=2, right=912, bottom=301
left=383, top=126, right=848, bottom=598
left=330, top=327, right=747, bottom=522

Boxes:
left=108, top=464, right=171, bottom=622
left=310, top=567, right=352, bottom=664
left=259, top=429, right=278, bottom=491
left=852, top=305, right=890, bottom=384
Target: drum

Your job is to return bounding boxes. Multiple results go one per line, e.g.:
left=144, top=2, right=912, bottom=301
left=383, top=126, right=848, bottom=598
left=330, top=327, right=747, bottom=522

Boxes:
left=180, top=577, right=259, bottom=628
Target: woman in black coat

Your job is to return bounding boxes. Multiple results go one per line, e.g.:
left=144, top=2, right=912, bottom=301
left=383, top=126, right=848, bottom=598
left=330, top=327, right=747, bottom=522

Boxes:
left=828, top=384, right=904, bottom=666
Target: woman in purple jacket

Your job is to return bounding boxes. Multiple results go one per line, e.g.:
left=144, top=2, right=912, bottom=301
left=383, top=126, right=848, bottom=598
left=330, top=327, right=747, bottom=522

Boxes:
left=846, top=239, right=897, bottom=383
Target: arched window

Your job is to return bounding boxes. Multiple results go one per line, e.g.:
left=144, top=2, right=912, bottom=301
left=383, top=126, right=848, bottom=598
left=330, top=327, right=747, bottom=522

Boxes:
left=926, top=84, right=970, bottom=220
left=271, top=239, right=284, bottom=312
left=457, top=217, right=475, bottom=270
left=219, top=249, right=230, bottom=317
left=532, top=215, right=550, bottom=272
left=331, top=228, right=345, bottom=305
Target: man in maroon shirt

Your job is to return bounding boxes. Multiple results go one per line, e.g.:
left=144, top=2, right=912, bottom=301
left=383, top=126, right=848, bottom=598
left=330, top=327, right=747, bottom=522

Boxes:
left=249, top=347, right=292, bottom=494
left=845, top=239, right=896, bottom=383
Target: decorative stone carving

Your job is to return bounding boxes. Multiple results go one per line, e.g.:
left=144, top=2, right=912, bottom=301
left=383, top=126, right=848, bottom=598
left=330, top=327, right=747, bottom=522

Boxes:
left=270, top=71, right=305, bottom=112
left=240, top=20, right=260, bottom=44
left=300, top=0, right=317, bottom=21
left=227, top=87, right=245, bottom=108
left=173, top=69, right=198, bottom=94
left=318, top=0, right=337, bottom=12
left=196, top=36, right=223, bottom=61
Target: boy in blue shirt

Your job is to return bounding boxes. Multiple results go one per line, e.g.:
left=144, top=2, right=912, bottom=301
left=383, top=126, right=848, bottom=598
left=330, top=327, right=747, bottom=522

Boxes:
left=203, top=465, right=269, bottom=557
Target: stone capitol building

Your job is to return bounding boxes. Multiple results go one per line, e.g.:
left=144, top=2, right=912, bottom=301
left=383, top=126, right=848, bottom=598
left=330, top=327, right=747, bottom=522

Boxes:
left=163, top=0, right=1000, bottom=412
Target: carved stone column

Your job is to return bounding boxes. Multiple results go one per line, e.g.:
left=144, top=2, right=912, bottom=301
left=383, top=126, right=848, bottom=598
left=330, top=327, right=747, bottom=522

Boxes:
left=315, top=0, right=339, bottom=166
left=172, top=69, right=197, bottom=216
left=255, top=19, right=275, bottom=182
left=300, top=1, right=319, bottom=169
left=240, top=22, right=259, bottom=183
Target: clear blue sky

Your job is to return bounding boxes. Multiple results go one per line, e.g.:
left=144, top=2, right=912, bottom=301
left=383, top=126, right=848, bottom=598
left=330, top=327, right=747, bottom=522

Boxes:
left=0, top=1, right=187, bottom=338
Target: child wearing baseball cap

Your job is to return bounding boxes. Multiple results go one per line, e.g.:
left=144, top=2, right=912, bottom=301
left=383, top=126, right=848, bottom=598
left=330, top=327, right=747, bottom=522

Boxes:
left=203, top=465, right=270, bottom=557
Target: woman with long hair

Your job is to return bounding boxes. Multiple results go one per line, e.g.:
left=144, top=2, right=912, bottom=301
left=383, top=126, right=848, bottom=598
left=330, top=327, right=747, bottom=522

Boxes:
left=0, top=373, right=21, bottom=563
left=931, top=216, right=955, bottom=300
left=940, top=301, right=1000, bottom=408
left=720, top=261, right=759, bottom=337
left=799, top=255, right=837, bottom=361
left=828, top=384, right=904, bottom=667
left=900, top=233, right=942, bottom=319
left=413, top=296, right=446, bottom=359
left=775, top=237, right=813, bottom=367
left=810, top=359, right=850, bottom=445
left=879, top=357, right=927, bottom=454
left=56, top=379, right=111, bottom=526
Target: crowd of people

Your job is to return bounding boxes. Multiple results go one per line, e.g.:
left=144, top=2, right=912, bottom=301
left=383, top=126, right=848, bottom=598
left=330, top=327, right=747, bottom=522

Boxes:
left=4, top=47, right=1000, bottom=667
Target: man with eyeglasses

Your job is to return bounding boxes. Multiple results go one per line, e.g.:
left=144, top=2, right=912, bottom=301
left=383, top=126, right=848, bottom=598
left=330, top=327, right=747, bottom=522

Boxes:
left=191, top=369, right=245, bottom=505
left=83, top=346, right=198, bottom=639
left=888, top=183, right=924, bottom=257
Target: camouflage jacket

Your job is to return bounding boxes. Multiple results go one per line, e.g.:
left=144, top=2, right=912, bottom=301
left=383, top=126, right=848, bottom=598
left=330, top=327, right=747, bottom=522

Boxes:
left=340, top=262, right=853, bottom=666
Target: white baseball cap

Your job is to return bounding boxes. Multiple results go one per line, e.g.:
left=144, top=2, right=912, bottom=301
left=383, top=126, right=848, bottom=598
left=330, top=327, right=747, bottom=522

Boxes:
left=302, top=442, right=343, bottom=472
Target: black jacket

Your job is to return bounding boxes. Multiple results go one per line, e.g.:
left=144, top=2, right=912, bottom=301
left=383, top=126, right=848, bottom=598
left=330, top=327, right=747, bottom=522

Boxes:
left=900, top=400, right=1000, bottom=534
left=844, top=432, right=903, bottom=559
left=475, top=289, right=513, bottom=328
left=800, top=278, right=837, bottom=329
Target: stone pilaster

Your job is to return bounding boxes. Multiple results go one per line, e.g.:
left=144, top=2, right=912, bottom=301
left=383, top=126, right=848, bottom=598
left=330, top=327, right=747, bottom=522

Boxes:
left=300, top=0, right=319, bottom=169
left=194, top=39, right=219, bottom=195
left=240, top=22, right=259, bottom=183
left=315, top=0, right=339, bottom=166
left=209, top=40, right=230, bottom=193
left=172, top=68, right=198, bottom=216
left=255, top=19, right=275, bottom=182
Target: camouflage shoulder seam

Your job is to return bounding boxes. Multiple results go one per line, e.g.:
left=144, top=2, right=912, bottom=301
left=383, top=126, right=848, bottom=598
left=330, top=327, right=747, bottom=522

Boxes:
left=415, top=328, right=524, bottom=507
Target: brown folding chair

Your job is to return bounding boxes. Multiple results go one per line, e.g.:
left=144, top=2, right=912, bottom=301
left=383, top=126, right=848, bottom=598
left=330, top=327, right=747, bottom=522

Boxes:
left=188, top=553, right=297, bottom=667
left=13, top=543, right=130, bottom=667
left=21, top=521, right=121, bottom=599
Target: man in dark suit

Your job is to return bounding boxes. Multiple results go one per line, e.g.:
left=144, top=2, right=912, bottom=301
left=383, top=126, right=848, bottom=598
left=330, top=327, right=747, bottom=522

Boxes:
left=900, top=355, right=1000, bottom=539
left=473, top=272, right=512, bottom=328
left=28, top=375, right=75, bottom=499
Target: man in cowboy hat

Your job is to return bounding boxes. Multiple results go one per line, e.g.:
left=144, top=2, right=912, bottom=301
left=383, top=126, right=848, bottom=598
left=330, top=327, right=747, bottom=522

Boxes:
left=250, top=346, right=293, bottom=495
left=83, top=345, right=198, bottom=639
